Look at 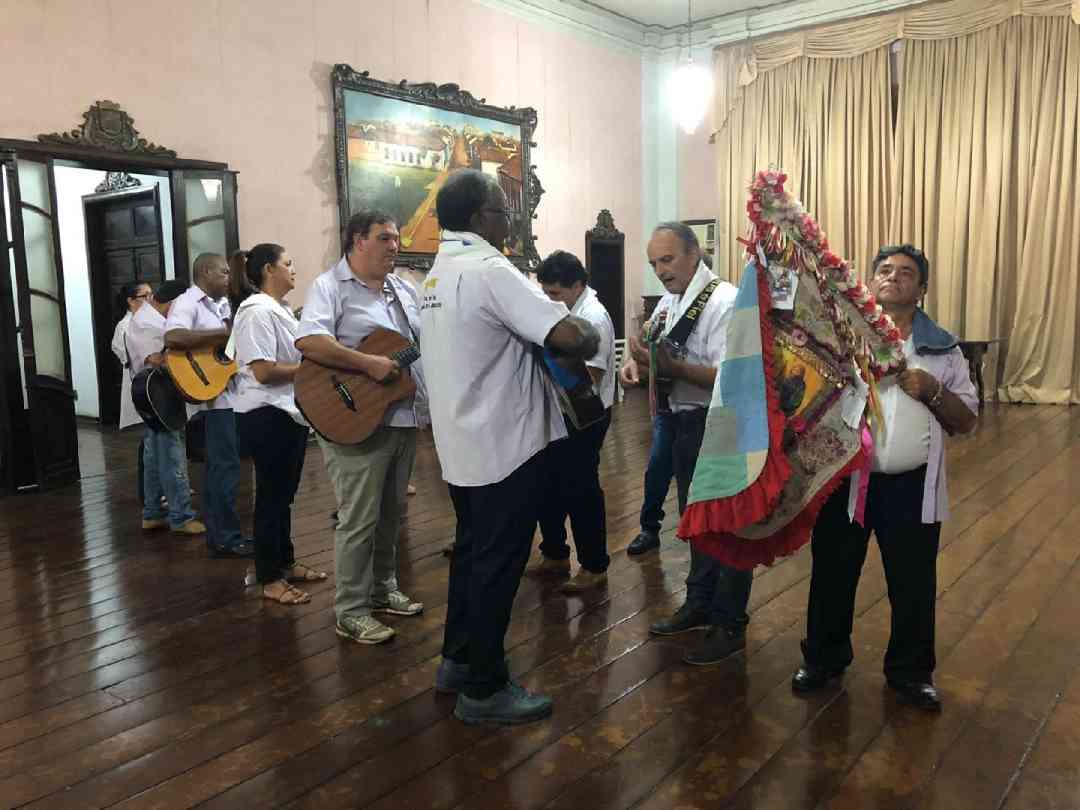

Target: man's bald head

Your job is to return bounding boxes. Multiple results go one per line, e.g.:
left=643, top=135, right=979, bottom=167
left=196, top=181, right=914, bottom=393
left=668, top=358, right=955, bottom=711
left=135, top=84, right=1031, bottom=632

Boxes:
left=192, top=253, right=230, bottom=299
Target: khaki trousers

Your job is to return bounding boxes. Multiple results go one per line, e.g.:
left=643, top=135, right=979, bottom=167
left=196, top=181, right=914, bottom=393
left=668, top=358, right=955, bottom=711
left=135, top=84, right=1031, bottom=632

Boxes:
left=318, top=427, right=416, bottom=620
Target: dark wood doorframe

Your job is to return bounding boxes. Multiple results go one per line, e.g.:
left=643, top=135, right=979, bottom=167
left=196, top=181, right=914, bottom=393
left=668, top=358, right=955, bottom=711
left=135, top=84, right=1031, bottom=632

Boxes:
left=82, top=185, right=166, bottom=425
left=0, top=133, right=239, bottom=492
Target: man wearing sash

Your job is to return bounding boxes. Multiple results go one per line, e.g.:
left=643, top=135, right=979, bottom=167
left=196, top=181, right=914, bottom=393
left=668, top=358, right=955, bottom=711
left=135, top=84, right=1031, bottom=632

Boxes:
left=622, top=222, right=749, bottom=665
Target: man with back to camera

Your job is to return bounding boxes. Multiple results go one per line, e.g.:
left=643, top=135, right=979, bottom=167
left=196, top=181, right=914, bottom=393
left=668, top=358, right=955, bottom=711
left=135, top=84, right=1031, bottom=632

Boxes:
left=420, top=169, right=600, bottom=725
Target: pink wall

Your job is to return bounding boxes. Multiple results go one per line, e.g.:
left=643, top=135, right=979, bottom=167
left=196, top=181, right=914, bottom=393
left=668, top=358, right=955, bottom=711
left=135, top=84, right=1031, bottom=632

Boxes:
left=1, top=0, right=644, bottom=329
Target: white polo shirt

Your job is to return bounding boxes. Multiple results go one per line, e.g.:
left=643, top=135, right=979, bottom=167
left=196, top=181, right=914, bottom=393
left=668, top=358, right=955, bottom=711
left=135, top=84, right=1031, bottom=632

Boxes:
left=296, top=257, right=424, bottom=428
left=126, top=303, right=167, bottom=376
left=228, top=293, right=306, bottom=426
left=652, top=263, right=738, bottom=412
left=164, top=284, right=235, bottom=411
left=420, top=231, right=569, bottom=487
left=571, top=286, right=616, bottom=410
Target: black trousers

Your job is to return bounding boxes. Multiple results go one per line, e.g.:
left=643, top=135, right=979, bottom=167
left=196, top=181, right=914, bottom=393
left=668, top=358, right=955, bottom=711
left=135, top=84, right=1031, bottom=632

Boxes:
left=444, top=447, right=549, bottom=699
left=538, top=410, right=612, bottom=573
left=803, top=467, right=941, bottom=683
left=673, top=408, right=754, bottom=630
left=237, top=407, right=309, bottom=583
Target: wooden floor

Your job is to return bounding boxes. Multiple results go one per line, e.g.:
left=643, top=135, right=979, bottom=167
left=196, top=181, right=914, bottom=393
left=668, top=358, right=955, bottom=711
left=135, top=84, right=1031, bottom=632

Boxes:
left=2, top=393, right=1079, bottom=809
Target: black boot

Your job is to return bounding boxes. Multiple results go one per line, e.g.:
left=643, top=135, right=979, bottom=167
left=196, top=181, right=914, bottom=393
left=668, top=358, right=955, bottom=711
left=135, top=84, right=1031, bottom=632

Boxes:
left=683, top=626, right=746, bottom=665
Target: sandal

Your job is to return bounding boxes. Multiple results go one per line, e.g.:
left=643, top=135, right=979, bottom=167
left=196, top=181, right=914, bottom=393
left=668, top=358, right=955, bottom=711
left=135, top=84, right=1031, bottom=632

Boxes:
left=262, top=579, right=311, bottom=605
left=283, top=562, right=328, bottom=583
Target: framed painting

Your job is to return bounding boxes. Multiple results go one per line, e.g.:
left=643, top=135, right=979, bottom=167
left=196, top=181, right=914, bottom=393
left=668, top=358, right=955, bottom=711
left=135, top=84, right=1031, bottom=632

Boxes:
left=331, top=64, right=545, bottom=272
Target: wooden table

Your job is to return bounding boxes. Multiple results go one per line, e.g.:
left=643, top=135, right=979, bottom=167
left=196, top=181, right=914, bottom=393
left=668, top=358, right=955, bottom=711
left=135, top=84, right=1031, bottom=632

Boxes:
left=959, top=338, right=1005, bottom=406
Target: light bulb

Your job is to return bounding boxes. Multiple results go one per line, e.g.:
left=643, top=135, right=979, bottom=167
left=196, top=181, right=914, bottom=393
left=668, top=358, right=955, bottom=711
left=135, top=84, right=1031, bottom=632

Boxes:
left=669, top=60, right=713, bottom=135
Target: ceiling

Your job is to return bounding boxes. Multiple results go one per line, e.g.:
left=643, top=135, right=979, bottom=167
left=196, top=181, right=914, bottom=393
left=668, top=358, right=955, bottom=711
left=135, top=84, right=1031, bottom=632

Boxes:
left=582, top=0, right=774, bottom=29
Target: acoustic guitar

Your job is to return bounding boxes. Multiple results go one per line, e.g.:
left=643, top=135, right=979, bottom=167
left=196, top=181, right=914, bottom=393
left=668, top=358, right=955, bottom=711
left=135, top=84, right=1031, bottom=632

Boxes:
left=131, top=366, right=187, bottom=432
left=165, top=347, right=237, bottom=403
left=294, top=327, right=421, bottom=445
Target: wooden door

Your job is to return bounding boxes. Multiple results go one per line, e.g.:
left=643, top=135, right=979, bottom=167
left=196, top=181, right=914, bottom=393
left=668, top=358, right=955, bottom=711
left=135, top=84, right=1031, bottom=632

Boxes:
left=0, top=151, right=79, bottom=491
left=84, top=186, right=165, bottom=425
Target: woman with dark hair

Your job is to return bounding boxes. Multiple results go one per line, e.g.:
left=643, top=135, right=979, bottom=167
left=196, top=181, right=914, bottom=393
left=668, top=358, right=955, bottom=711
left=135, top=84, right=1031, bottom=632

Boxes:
left=227, top=248, right=251, bottom=315
left=111, top=281, right=153, bottom=430
left=227, top=243, right=326, bottom=604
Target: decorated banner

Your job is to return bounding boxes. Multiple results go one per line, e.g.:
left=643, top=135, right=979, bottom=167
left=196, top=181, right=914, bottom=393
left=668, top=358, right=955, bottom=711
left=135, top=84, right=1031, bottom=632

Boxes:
left=677, top=170, right=906, bottom=569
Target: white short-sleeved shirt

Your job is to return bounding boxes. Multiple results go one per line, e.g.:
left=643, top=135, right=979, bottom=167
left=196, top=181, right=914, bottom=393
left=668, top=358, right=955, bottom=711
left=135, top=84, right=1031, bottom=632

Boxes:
left=420, top=231, right=570, bottom=487
left=872, top=337, right=932, bottom=474
left=111, top=311, right=141, bottom=429
left=230, top=294, right=305, bottom=425
left=164, top=284, right=235, bottom=411
left=126, top=303, right=167, bottom=377
left=296, top=257, right=424, bottom=428
left=651, top=263, right=738, bottom=412
left=571, top=286, right=617, bottom=410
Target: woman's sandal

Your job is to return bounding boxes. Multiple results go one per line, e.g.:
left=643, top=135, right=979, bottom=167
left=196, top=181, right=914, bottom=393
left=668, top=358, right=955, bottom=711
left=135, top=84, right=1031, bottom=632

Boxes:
left=283, top=562, right=328, bottom=583
left=262, top=579, right=310, bottom=605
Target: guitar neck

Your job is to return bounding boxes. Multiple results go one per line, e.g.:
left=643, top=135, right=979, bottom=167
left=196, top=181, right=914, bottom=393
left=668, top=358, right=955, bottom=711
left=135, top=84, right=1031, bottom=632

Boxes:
left=390, top=344, right=421, bottom=369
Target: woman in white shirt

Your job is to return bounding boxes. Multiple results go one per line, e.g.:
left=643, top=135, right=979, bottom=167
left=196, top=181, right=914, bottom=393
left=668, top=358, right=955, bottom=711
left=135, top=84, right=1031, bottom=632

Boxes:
left=230, top=243, right=326, bottom=605
left=110, top=281, right=152, bottom=430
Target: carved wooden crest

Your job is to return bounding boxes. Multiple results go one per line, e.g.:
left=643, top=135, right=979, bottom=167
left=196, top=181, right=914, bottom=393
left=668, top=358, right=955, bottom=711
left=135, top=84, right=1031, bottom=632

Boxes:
left=38, top=101, right=176, bottom=158
left=589, top=209, right=623, bottom=240
left=94, top=172, right=142, bottom=193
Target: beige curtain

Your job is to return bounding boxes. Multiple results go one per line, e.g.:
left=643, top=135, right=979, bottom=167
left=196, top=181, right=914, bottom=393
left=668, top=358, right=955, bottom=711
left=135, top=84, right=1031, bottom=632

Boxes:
left=712, top=0, right=1080, bottom=403
left=713, top=47, right=894, bottom=284
left=713, top=0, right=1080, bottom=137
left=893, top=16, right=1080, bottom=403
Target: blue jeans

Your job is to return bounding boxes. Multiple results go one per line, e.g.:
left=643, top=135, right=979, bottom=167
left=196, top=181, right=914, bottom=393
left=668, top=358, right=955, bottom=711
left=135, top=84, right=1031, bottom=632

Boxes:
left=142, top=428, right=196, bottom=528
left=203, top=408, right=243, bottom=550
left=639, top=411, right=676, bottom=534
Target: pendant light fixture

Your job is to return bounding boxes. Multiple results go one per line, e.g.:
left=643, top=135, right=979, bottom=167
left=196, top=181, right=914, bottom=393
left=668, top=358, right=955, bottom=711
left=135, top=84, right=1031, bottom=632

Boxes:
left=669, top=0, right=713, bottom=135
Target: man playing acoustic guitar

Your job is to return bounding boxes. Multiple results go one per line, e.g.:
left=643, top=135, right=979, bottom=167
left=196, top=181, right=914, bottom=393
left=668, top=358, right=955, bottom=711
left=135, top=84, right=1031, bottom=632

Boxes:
left=296, top=211, right=426, bottom=646
left=165, top=254, right=253, bottom=559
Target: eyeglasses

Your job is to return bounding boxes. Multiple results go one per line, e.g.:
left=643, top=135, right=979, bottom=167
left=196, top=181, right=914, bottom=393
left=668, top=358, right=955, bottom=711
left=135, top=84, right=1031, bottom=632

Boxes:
left=131, top=292, right=151, bottom=300
left=482, top=207, right=512, bottom=220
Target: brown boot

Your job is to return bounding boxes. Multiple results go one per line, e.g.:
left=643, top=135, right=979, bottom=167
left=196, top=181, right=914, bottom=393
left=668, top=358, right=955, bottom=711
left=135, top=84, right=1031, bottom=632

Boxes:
left=559, top=569, right=607, bottom=593
left=525, top=557, right=571, bottom=577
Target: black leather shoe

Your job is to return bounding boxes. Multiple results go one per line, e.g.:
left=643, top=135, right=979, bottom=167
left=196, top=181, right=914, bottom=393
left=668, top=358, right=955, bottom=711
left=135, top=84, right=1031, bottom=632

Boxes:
left=683, top=626, right=747, bottom=666
left=887, top=680, right=942, bottom=712
left=791, top=664, right=845, bottom=693
left=649, top=603, right=709, bottom=636
left=628, top=531, right=660, bottom=556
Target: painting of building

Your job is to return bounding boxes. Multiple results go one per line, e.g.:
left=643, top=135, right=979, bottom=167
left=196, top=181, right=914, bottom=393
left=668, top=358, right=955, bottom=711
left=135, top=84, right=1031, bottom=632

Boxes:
left=342, top=89, right=527, bottom=257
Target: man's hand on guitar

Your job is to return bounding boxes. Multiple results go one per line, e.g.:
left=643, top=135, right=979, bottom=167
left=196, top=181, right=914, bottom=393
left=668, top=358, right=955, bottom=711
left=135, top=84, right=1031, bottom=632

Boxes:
left=146, top=353, right=165, bottom=368
left=364, top=354, right=401, bottom=384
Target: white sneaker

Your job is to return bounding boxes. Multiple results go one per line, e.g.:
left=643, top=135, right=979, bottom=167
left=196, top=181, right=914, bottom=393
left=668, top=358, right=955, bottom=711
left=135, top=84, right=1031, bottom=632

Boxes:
left=372, top=590, right=424, bottom=616
left=335, top=614, right=395, bottom=644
